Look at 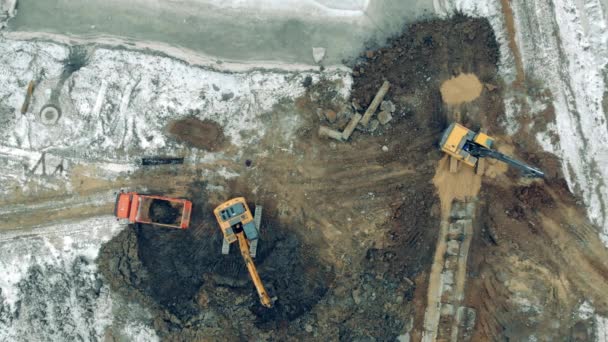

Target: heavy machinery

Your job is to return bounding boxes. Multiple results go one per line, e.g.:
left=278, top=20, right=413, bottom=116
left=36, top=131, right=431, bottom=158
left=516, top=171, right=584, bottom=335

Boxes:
left=214, top=197, right=273, bottom=308
left=440, top=123, right=544, bottom=178
left=114, top=191, right=192, bottom=229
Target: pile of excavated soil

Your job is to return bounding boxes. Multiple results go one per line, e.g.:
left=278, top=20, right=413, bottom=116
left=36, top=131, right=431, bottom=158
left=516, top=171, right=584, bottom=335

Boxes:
left=148, top=199, right=180, bottom=224
left=440, top=73, right=484, bottom=105
left=167, top=117, right=227, bottom=151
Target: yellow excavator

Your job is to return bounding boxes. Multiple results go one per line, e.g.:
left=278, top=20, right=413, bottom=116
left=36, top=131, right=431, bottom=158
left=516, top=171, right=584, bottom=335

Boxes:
left=440, top=123, right=544, bottom=178
left=213, top=197, right=273, bottom=308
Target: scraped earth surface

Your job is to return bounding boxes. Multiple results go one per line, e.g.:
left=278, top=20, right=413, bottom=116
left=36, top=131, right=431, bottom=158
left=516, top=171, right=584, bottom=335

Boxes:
left=2, top=12, right=608, bottom=342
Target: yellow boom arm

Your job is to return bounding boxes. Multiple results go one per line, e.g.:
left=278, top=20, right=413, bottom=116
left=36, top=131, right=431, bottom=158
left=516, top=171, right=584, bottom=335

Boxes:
left=236, top=231, right=273, bottom=308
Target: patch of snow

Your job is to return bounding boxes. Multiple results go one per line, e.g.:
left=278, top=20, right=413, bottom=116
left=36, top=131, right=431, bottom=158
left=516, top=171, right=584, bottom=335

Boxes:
left=121, top=322, right=159, bottom=342
left=598, top=315, right=608, bottom=342
left=508, top=0, right=608, bottom=244
left=578, top=301, right=596, bottom=320
left=0, top=0, right=17, bottom=29
left=0, top=37, right=352, bottom=192
left=0, top=216, right=126, bottom=341
left=575, top=301, right=608, bottom=341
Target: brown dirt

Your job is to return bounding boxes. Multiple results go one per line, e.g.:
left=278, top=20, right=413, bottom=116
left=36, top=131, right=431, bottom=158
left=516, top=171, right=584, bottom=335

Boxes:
left=167, top=117, right=227, bottom=151
left=440, top=73, right=484, bottom=105
left=463, top=179, right=608, bottom=341
left=90, top=13, right=608, bottom=342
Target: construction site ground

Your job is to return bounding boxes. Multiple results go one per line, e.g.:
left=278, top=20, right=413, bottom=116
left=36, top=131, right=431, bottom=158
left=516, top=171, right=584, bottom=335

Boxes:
left=3, top=14, right=608, bottom=341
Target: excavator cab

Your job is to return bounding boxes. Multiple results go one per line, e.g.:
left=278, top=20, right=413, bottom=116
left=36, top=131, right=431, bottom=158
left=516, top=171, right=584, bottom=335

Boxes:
left=440, top=123, right=544, bottom=178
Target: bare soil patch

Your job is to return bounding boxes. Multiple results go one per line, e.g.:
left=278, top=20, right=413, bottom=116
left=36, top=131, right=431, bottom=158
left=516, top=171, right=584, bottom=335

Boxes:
left=167, top=117, right=227, bottom=151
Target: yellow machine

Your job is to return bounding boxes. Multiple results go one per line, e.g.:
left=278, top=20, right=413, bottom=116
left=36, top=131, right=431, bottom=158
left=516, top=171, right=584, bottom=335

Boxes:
left=440, top=122, right=544, bottom=178
left=213, top=197, right=273, bottom=308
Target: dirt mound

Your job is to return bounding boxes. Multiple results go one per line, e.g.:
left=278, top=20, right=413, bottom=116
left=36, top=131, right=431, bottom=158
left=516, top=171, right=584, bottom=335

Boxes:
left=167, top=118, right=227, bottom=151
left=351, top=14, right=498, bottom=117
left=440, top=73, right=483, bottom=105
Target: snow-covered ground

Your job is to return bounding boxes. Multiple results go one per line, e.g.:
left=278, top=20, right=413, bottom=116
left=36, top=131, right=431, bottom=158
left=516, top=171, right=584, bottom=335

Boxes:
left=0, top=37, right=350, bottom=196
left=0, top=216, right=159, bottom=341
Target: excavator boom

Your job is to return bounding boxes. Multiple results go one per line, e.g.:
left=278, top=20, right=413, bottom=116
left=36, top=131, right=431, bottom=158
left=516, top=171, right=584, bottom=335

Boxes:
left=464, top=141, right=544, bottom=178
left=236, top=232, right=273, bottom=308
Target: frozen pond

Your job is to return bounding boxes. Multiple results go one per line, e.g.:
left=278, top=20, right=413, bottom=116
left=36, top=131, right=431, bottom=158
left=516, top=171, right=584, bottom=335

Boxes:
left=7, top=0, right=435, bottom=64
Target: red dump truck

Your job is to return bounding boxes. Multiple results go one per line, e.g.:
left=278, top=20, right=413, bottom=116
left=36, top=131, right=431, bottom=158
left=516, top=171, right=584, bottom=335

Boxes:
left=114, top=191, right=192, bottom=229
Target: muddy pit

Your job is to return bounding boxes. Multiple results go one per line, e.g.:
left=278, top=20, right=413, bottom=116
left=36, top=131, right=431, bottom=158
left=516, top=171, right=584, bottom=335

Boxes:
left=99, top=201, right=333, bottom=332
left=96, top=14, right=590, bottom=341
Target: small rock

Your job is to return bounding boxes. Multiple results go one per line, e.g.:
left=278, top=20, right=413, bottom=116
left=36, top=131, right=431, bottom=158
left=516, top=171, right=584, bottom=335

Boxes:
left=368, top=119, right=380, bottom=132
left=352, top=289, right=362, bottom=305
left=485, top=83, right=498, bottom=92
left=325, top=109, right=337, bottom=123
left=316, top=108, right=324, bottom=120
left=305, top=324, right=313, bottom=333
left=382, top=145, right=389, bottom=152
left=352, top=100, right=362, bottom=111
left=221, top=92, right=234, bottom=101
left=312, top=47, right=326, bottom=64
left=366, top=50, right=375, bottom=59
left=378, top=111, right=392, bottom=125
left=380, top=100, right=396, bottom=113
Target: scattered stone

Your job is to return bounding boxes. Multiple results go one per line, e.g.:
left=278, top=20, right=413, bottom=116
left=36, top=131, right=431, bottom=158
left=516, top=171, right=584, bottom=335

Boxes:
left=446, top=240, right=460, bottom=256
left=325, top=109, right=337, bottom=123
left=366, top=50, right=375, bottom=59
left=352, top=289, right=362, bottom=305
left=352, top=100, right=362, bottom=111
left=368, top=119, right=380, bottom=132
left=380, top=100, right=396, bottom=113
left=336, top=116, right=351, bottom=130
left=312, top=47, right=326, bottom=64
left=302, top=75, right=313, bottom=88
left=221, top=92, right=234, bottom=101
left=377, top=111, right=393, bottom=125
left=485, top=83, right=498, bottom=92
left=305, top=324, right=313, bottom=333
left=316, top=108, right=325, bottom=120
left=382, top=145, right=389, bottom=152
